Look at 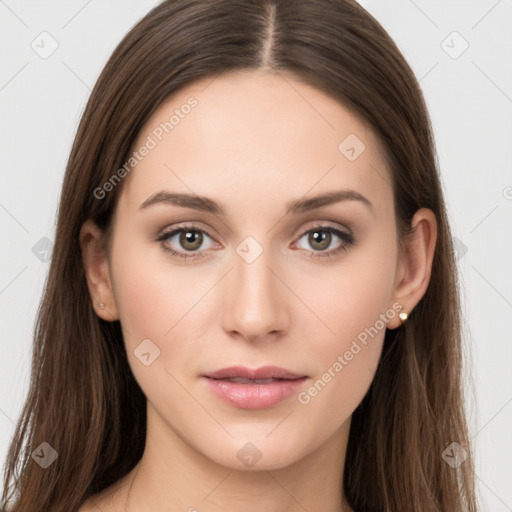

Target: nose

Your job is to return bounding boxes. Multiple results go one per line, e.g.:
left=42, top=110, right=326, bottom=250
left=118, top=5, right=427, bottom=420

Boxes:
left=221, top=242, right=289, bottom=344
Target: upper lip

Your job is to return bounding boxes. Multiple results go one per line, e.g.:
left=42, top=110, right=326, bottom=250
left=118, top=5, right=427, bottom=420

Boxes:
left=204, top=366, right=306, bottom=380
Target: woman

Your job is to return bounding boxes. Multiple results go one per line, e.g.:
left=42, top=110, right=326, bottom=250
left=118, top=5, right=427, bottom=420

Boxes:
left=1, top=0, right=478, bottom=510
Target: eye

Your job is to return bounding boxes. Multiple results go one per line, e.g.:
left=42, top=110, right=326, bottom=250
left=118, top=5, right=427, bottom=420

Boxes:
left=155, top=222, right=355, bottom=262
left=155, top=224, right=218, bottom=261
left=293, top=224, right=354, bottom=259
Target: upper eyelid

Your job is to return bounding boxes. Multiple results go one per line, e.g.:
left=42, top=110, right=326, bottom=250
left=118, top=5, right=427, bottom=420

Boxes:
left=291, top=221, right=352, bottom=238
left=158, top=222, right=218, bottom=242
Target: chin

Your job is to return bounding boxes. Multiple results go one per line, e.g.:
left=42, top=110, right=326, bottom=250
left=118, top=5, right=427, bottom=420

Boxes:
left=201, top=431, right=312, bottom=472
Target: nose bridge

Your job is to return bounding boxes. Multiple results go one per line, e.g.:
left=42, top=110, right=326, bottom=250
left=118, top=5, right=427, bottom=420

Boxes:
left=222, top=235, right=286, bottom=340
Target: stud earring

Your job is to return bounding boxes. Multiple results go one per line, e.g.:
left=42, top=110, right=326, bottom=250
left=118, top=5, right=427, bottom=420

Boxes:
left=399, top=312, right=408, bottom=324
left=97, top=302, right=105, bottom=310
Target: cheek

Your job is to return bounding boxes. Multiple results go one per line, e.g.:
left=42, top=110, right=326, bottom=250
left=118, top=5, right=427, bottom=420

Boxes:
left=109, top=232, right=208, bottom=340
left=293, top=236, right=397, bottom=423
left=298, top=232, right=397, bottom=350
left=108, top=228, right=226, bottom=379
left=109, top=245, right=204, bottom=405
left=295, top=299, right=388, bottom=441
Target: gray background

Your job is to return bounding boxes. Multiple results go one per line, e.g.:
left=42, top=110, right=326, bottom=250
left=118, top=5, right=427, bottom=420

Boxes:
left=1, top=0, right=511, bottom=509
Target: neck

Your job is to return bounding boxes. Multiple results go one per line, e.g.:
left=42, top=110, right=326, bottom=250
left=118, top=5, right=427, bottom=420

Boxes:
left=112, top=403, right=353, bottom=512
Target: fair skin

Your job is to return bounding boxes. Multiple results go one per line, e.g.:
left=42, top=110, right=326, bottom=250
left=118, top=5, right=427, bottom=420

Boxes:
left=79, top=69, right=436, bottom=512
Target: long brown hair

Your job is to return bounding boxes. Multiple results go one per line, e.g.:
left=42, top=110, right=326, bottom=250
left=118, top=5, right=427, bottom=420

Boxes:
left=1, top=1, right=477, bottom=510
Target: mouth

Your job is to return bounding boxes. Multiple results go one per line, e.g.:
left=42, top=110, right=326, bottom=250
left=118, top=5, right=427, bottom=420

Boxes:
left=212, top=376, right=299, bottom=384
left=203, top=365, right=306, bottom=381
left=202, top=366, right=308, bottom=409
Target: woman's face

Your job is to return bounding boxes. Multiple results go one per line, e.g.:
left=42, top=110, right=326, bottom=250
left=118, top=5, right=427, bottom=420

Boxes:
left=102, top=70, right=405, bottom=470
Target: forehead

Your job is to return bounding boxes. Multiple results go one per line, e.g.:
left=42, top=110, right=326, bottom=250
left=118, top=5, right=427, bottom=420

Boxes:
left=118, top=70, right=392, bottom=216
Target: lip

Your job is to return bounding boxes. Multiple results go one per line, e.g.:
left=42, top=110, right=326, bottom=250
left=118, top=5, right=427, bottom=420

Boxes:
left=202, top=366, right=308, bottom=410
left=204, top=365, right=305, bottom=380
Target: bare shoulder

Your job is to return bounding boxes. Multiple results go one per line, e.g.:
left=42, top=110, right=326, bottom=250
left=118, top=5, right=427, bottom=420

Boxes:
left=77, top=493, right=111, bottom=512
left=76, top=489, right=118, bottom=512
left=77, top=474, right=132, bottom=512
left=76, top=496, right=98, bottom=512
left=77, top=466, right=136, bottom=511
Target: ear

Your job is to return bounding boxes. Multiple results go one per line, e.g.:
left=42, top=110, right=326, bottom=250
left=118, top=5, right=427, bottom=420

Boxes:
left=79, top=219, right=119, bottom=321
left=387, top=208, right=437, bottom=329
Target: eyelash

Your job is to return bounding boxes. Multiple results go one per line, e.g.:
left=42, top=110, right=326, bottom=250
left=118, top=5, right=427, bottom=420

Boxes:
left=154, top=222, right=355, bottom=261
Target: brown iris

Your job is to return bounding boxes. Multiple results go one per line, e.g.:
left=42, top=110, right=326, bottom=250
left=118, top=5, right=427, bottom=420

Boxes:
left=308, top=230, right=331, bottom=251
left=180, top=230, right=203, bottom=251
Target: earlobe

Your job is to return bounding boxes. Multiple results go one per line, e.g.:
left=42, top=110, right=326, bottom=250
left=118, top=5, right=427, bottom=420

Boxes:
left=79, top=219, right=119, bottom=321
left=387, top=208, right=437, bottom=329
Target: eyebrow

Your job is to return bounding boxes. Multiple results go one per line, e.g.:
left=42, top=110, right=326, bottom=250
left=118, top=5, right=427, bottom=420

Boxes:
left=139, top=188, right=373, bottom=215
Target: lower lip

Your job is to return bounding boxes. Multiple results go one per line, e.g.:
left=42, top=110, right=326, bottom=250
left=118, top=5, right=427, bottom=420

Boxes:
left=203, top=377, right=307, bottom=409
